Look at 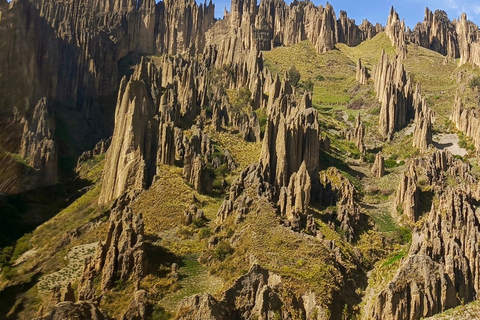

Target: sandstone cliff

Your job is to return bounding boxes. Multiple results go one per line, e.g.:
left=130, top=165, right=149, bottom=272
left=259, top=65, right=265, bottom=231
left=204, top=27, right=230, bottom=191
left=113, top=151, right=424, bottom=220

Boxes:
left=98, top=59, right=158, bottom=205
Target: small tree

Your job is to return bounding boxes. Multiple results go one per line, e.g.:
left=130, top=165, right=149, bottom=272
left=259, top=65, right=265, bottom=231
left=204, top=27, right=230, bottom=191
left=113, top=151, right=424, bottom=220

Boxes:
left=288, top=65, right=301, bottom=87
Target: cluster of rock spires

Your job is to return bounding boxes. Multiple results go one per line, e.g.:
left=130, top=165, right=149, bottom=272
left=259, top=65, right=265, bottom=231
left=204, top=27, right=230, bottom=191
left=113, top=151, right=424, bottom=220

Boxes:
left=176, top=264, right=323, bottom=320
left=374, top=49, right=433, bottom=144
left=387, top=6, right=480, bottom=68
left=19, top=97, right=58, bottom=187
left=341, top=113, right=366, bottom=156
left=79, top=191, right=147, bottom=299
left=76, top=137, right=112, bottom=170
left=451, top=93, right=480, bottom=150
left=372, top=149, right=480, bottom=319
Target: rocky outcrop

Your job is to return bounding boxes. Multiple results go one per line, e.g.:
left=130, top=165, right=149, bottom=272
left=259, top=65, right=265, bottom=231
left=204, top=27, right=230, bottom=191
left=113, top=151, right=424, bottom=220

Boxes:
left=278, top=162, right=311, bottom=229
left=371, top=153, right=385, bottom=178
left=394, top=163, right=420, bottom=222
left=76, top=137, right=112, bottom=170
left=120, top=290, right=150, bottom=320
left=385, top=7, right=407, bottom=59
left=19, top=97, right=58, bottom=186
left=412, top=110, right=433, bottom=152
left=374, top=51, right=429, bottom=140
left=177, top=264, right=298, bottom=320
left=98, top=59, right=158, bottom=205
left=218, top=0, right=377, bottom=54
left=456, top=13, right=480, bottom=68
left=342, top=113, right=365, bottom=155
left=33, top=301, right=107, bottom=320
left=356, top=58, right=368, bottom=85
left=372, top=188, right=480, bottom=320
left=183, top=126, right=214, bottom=194
left=408, top=8, right=459, bottom=58
left=79, top=192, right=146, bottom=299
left=319, top=168, right=365, bottom=242
left=450, top=93, right=480, bottom=150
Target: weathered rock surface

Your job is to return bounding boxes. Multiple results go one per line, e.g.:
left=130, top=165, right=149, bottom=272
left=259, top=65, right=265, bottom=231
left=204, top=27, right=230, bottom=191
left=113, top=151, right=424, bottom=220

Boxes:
left=412, top=109, right=433, bottom=152
left=176, top=264, right=298, bottom=320
left=32, top=301, right=107, bottom=320
left=278, top=161, right=312, bottom=228
left=374, top=51, right=430, bottom=140
left=98, top=59, right=158, bottom=205
left=76, top=137, right=112, bottom=170
left=356, top=58, right=368, bottom=85
left=394, top=163, right=420, bottom=222
left=385, top=7, right=407, bottom=59
left=450, top=93, right=480, bottom=150
left=342, top=113, right=365, bottom=155
left=183, top=126, right=214, bottom=194
left=371, top=153, right=385, bottom=178
left=79, top=191, right=146, bottom=299
left=319, top=168, right=365, bottom=242
left=19, top=97, right=58, bottom=186
left=372, top=188, right=480, bottom=320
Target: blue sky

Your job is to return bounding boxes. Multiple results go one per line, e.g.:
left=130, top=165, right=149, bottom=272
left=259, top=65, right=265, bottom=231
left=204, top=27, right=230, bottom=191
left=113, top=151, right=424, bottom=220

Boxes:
left=212, top=0, right=480, bottom=28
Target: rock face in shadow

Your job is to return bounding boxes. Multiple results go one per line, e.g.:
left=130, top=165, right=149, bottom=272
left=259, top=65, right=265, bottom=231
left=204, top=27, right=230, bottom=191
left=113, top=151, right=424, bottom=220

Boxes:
left=33, top=301, right=107, bottom=320
left=183, top=126, right=214, bottom=194
left=319, top=168, right=365, bottom=242
left=19, top=97, right=58, bottom=187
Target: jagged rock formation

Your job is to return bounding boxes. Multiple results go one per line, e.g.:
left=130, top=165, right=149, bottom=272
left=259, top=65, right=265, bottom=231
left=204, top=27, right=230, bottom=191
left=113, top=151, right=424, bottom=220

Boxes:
left=33, top=301, right=107, bottom=320
left=394, top=163, right=420, bottom=222
left=374, top=51, right=430, bottom=140
left=176, top=264, right=304, bottom=320
left=220, top=0, right=378, bottom=54
left=371, top=150, right=479, bottom=319
left=98, top=59, right=159, bottom=205
left=79, top=192, right=146, bottom=299
left=120, top=290, right=150, bottom=320
left=385, top=7, right=407, bottom=59
left=342, top=113, right=365, bottom=155
left=404, top=8, right=480, bottom=68
left=450, top=93, right=480, bottom=150
left=183, top=126, right=214, bottom=194
left=372, top=188, right=480, bottom=320
left=456, top=13, right=480, bottom=68
left=76, top=137, right=112, bottom=170
left=356, top=58, right=368, bottom=85
left=408, top=8, right=459, bottom=58
left=412, top=109, right=433, bottom=152
left=217, top=83, right=320, bottom=229
left=319, top=168, right=365, bottom=242
left=278, top=162, right=311, bottom=229
left=19, top=97, right=58, bottom=186
left=371, top=153, right=385, bottom=178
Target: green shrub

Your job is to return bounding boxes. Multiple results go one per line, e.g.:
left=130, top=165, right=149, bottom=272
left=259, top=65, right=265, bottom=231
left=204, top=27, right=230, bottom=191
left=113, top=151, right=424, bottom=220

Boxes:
left=288, top=65, right=301, bottom=87
left=469, top=76, right=480, bottom=90
left=198, top=228, right=211, bottom=240
left=213, top=241, right=233, bottom=261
